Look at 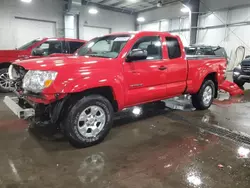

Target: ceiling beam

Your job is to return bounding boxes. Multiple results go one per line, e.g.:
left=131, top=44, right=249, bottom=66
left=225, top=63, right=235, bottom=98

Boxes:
left=98, top=0, right=112, bottom=4
left=137, top=0, right=180, bottom=13
left=109, top=0, right=155, bottom=7
left=82, top=0, right=136, bottom=14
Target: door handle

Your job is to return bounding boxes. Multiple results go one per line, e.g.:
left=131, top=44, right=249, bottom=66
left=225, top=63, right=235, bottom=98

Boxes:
left=159, top=66, right=167, bottom=71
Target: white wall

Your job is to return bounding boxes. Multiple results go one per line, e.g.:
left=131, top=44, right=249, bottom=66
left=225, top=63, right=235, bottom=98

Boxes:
left=137, top=2, right=191, bottom=46
left=197, top=7, right=250, bottom=56
left=78, top=6, right=136, bottom=40
left=0, top=0, right=64, bottom=49
left=138, top=2, right=187, bottom=23
left=200, top=0, right=250, bottom=12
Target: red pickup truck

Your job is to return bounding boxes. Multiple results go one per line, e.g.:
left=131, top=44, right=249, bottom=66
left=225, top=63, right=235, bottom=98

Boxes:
left=0, top=38, right=86, bottom=92
left=4, top=31, right=226, bottom=147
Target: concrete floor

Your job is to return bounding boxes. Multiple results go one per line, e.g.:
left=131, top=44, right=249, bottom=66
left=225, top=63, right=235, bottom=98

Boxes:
left=0, top=90, right=250, bottom=188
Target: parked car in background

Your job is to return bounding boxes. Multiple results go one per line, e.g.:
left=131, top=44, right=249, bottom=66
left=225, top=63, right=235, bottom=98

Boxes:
left=0, top=38, right=86, bottom=92
left=233, top=56, right=250, bottom=87
left=185, top=45, right=229, bottom=64
left=4, top=31, right=226, bottom=147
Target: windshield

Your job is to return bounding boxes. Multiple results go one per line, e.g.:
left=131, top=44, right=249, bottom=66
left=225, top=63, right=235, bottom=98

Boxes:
left=77, top=35, right=131, bottom=58
left=17, top=39, right=41, bottom=50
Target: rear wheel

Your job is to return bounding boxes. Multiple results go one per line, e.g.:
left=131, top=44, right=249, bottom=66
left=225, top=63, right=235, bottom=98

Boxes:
left=0, top=68, right=12, bottom=93
left=64, top=95, right=114, bottom=148
left=192, top=80, right=215, bottom=110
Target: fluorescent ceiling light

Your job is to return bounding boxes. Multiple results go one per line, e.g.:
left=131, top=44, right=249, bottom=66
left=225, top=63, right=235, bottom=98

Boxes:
left=137, top=17, right=145, bottom=22
left=89, top=8, right=98, bottom=14
left=21, top=0, right=32, bottom=3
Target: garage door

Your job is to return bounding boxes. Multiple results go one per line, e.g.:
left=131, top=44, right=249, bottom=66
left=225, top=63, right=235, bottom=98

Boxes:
left=80, top=26, right=110, bottom=41
left=15, top=18, right=56, bottom=48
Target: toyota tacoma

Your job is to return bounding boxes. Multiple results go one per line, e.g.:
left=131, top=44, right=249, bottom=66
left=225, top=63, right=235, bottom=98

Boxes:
left=4, top=31, right=226, bottom=147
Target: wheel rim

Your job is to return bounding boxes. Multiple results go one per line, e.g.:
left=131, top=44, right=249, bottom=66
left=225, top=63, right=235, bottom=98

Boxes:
left=77, top=105, right=106, bottom=138
left=0, top=72, right=12, bottom=90
left=202, top=86, right=213, bottom=106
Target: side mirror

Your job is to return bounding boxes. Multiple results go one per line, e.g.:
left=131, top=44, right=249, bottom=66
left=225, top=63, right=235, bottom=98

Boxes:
left=32, top=48, right=45, bottom=56
left=126, top=49, right=147, bottom=62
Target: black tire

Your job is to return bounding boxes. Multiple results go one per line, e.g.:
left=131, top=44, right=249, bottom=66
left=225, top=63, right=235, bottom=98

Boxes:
left=192, top=80, right=215, bottom=110
left=64, top=95, right=114, bottom=148
left=0, top=68, right=11, bottom=93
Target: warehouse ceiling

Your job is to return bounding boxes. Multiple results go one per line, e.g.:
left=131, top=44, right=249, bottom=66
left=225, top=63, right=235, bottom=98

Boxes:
left=82, top=0, right=181, bottom=14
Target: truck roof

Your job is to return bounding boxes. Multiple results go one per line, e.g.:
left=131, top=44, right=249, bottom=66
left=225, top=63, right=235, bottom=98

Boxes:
left=38, top=37, right=86, bottom=42
left=105, top=31, right=176, bottom=37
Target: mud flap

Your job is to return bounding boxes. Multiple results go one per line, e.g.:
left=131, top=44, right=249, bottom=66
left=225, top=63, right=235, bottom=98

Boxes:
left=219, top=80, right=244, bottom=96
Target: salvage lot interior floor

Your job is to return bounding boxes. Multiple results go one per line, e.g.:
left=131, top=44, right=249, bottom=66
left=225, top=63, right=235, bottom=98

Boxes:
left=0, top=90, right=250, bottom=187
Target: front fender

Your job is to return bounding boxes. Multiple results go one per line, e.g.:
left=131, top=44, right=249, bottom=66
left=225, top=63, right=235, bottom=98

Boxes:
left=51, top=73, right=125, bottom=110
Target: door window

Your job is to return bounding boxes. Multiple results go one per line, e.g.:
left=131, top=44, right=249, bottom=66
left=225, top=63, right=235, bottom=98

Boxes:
left=69, top=41, right=85, bottom=53
left=131, top=36, right=162, bottom=60
left=37, top=41, right=63, bottom=56
left=166, top=37, right=181, bottom=59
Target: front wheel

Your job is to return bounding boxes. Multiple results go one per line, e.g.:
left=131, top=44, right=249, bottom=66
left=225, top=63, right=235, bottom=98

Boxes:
left=0, top=68, right=12, bottom=93
left=64, top=95, right=114, bottom=148
left=192, top=80, right=215, bottom=110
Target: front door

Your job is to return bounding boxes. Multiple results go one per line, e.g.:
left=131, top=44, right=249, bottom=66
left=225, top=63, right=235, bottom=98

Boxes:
left=123, top=36, right=168, bottom=107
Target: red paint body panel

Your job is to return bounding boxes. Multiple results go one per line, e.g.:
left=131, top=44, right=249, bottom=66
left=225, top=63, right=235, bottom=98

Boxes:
left=0, top=38, right=86, bottom=64
left=219, top=80, right=244, bottom=96
left=186, top=58, right=226, bottom=94
left=13, top=31, right=227, bottom=111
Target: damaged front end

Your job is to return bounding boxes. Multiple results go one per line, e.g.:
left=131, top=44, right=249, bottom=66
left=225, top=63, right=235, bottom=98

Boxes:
left=4, top=64, right=68, bottom=125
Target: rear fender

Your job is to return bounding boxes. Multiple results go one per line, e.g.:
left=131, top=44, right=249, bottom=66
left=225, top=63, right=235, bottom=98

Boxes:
left=192, top=69, right=218, bottom=93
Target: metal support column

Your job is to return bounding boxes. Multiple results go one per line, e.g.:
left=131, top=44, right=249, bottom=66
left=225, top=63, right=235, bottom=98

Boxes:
left=183, top=0, right=200, bottom=44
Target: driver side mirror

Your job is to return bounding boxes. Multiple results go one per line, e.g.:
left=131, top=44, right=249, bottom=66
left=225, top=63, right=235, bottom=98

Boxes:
left=126, top=49, right=147, bottom=62
left=32, top=48, right=45, bottom=56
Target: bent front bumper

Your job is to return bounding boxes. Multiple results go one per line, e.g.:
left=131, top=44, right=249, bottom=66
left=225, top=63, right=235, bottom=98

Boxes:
left=3, top=96, right=35, bottom=119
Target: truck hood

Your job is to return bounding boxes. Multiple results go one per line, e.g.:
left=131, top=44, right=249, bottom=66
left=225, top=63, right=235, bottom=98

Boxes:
left=13, top=56, right=114, bottom=71
left=0, top=50, right=26, bottom=58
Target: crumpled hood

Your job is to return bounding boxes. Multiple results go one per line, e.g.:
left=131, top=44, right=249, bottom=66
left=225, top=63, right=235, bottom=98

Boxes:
left=13, top=56, right=114, bottom=71
left=0, top=50, right=25, bottom=58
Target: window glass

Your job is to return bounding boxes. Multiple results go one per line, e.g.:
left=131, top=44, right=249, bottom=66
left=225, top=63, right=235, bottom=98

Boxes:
left=17, top=39, right=41, bottom=50
left=69, top=42, right=84, bottom=53
left=78, top=35, right=131, bottom=58
left=213, top=47, right=227, bottom=58
left=166, top=37, right=181, bottom=59
left=37, top=41, right=62, bottom=56
left=131, top=36, right=162, bottom=60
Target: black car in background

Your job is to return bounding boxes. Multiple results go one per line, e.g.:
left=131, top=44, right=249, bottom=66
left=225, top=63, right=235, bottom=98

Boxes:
left=185, top=45, right=229, bottom=64
left=233, top=56, right=250, bottom=87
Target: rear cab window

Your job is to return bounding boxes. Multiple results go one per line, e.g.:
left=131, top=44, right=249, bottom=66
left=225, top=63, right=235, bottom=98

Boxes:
left=165, top=37, right=181, bottom=59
